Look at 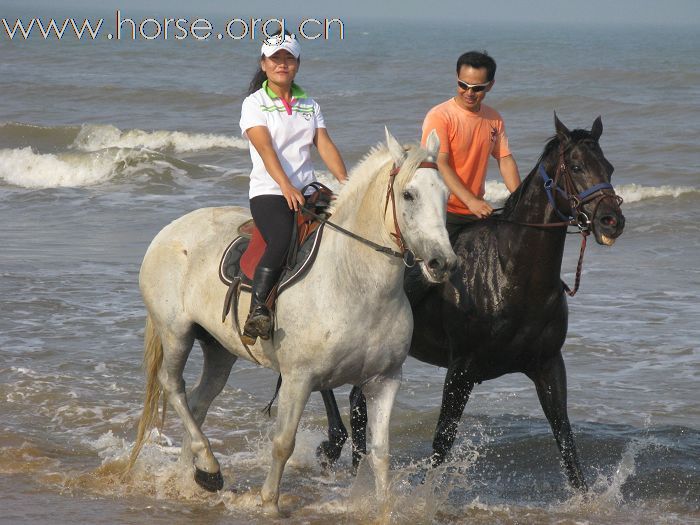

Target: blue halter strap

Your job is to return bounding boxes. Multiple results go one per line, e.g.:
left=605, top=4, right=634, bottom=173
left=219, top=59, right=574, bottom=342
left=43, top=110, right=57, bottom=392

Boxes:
left=538, top=163, right=614, bottom=223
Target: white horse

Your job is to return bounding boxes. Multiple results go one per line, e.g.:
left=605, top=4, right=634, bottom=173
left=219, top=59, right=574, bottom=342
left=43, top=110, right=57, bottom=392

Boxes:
left=127, top=129, right=456, bottom=516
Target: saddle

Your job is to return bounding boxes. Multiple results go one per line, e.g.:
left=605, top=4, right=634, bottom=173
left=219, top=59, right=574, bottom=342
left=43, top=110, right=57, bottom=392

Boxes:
left=218, top=184, right=333, bottom=354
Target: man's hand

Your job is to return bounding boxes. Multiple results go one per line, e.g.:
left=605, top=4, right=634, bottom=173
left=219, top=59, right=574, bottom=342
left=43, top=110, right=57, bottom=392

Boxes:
left=466, top=196, right=493, bottom=218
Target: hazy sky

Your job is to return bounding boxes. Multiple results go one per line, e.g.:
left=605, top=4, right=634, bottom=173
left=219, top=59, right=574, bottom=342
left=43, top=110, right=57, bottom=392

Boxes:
left=7, top=0, right=700, bottom=26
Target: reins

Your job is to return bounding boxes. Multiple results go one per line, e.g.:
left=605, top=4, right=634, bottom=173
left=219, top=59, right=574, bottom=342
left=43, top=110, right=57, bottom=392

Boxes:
left=300, top=206, right=409, bottom=261
left=300, top=160, right=438, bottom=268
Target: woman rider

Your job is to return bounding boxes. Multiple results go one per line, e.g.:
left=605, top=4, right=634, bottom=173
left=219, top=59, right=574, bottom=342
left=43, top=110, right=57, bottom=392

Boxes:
left=239, top=31, right=347, bottom=343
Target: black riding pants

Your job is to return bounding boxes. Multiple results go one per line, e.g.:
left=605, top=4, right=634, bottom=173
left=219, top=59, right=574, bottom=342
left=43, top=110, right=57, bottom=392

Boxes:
left=446, top=212, right=480, bottom=244
left=249, top=195, right=295, bottom=269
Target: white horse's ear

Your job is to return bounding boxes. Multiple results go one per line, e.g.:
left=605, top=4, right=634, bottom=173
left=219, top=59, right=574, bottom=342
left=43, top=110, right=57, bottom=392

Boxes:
left=425, top=129, right=440, bottom=161
left=385, top=127, right=406, bottom=167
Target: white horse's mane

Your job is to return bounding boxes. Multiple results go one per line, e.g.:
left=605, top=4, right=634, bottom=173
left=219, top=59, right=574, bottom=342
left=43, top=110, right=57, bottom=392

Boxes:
left=329, top=142, right=428, bottom=220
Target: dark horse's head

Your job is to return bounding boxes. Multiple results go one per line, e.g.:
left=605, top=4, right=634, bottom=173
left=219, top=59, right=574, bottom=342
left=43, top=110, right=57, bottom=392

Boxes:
left=509, top=114, right=626, bottom=245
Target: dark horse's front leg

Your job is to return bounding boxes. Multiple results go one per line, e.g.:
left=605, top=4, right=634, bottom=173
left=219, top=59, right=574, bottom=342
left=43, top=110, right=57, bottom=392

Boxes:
left=528, top=352, right=587, bottom=490
left=317, top=389, right=348, bottom=467
left=318, top=388, right=367, bottom=470
left=345, top=362, right=476, bottom=470
left=431, top=362, right=475, bottom=466
left=349, top=386, right=367, bottom=469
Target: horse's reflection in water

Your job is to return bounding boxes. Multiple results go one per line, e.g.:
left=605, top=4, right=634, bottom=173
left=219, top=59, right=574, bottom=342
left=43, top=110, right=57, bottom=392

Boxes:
left=126, top=129, right=456, bottom=516
left=321, top=115, right=625, bottom=491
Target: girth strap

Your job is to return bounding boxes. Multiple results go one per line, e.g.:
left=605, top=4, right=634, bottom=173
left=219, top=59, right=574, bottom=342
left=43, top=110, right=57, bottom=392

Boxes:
left=222, top=276, right=262, bottom=366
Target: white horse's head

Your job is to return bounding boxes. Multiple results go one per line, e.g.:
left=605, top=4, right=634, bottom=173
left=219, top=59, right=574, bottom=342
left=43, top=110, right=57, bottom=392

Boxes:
left=385, top=128, right=457, bottom=282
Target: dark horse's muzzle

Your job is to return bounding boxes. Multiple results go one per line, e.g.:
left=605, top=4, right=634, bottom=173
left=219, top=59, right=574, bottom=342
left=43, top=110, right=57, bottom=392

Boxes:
left=589, top=192, right=625, bottom=246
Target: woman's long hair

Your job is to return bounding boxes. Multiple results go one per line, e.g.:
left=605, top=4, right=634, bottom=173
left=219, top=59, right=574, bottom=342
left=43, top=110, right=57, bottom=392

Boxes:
left=246, top=29, right=296, bottom=95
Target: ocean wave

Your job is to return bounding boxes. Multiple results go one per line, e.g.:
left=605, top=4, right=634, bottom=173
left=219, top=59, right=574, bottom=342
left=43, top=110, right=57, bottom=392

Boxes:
left=483, top=181, right=698, bottom=205
left=0, top=146, right=186, bottom=188
left=0, top=122, right=80, bottom=150
left=0, top=122, right=248, bottom=154
left=614, top=183, right=698, bottom=203
left=71, top=123, right=248, bottom=153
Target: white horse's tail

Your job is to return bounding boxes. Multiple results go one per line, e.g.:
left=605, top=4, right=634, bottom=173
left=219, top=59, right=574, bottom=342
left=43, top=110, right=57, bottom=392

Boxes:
left=125, top=314, right=167, bottom=473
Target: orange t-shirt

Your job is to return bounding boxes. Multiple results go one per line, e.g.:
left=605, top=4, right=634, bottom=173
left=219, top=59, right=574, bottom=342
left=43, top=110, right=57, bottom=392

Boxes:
left=421, top=99, right=511, bottom=215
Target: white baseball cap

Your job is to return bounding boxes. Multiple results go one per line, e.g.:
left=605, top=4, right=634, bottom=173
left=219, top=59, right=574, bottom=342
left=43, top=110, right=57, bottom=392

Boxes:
left=261, top=33, right=301, bottom=59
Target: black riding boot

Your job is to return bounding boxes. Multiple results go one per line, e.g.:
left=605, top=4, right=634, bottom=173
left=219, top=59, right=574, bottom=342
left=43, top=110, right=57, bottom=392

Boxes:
left=243, top=266, right=283, bottom=342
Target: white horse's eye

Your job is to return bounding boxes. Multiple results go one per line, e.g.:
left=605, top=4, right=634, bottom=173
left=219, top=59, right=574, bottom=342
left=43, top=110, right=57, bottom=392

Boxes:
left=402, top=190, right=415, bottom=201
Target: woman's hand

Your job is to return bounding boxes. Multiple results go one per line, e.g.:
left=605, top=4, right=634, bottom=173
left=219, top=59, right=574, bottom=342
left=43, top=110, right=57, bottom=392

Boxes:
left=281, top=182, right=305, bottom=211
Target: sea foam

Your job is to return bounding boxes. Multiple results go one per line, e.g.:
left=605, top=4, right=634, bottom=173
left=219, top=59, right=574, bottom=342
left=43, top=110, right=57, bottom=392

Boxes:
left=0, top=147, right=118, bottom=188
left=0, top=146, right=178, bottom=188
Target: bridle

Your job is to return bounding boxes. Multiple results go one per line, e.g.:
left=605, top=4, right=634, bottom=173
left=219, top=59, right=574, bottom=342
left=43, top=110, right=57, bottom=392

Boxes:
left=385, top=161, right=439, bottom=266
left=500, top=143, right=623, bottom=296
left=537, top=146, right=623, bottom=233
left=301, top=160, right=439, bottom=268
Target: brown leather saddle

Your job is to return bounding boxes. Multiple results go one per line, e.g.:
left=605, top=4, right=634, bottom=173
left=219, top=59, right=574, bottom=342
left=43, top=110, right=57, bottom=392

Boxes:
left=218, top=183, right=333, bottom=347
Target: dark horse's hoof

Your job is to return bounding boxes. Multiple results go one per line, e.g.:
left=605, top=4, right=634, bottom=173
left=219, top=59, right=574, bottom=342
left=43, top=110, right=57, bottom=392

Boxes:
left=429, top=452, right=446, bottom=468
left=316, top=440, right=341, bottom=469
left=194, top=468, right=224, bottom=492
left=351, top=451, right=365, bottom=475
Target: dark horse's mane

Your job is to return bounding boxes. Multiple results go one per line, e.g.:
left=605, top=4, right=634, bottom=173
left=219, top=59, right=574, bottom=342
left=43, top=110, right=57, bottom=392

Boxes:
left=499, top=129, right=596, bottom=218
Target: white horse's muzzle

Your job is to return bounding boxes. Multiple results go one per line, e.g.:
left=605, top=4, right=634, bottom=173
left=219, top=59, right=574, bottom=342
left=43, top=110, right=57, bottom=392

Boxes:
left=419, top=252, right=457, bottom=283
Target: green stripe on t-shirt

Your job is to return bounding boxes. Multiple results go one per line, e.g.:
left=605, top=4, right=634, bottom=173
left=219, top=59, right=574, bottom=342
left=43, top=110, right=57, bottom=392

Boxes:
left=259, top=105, right=315, bottom=113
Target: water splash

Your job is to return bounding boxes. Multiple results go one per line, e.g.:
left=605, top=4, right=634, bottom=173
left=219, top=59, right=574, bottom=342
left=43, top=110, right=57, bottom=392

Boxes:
left=597, top=439, right=645, bottom=504
left=559, top=437, right=651, bottom=513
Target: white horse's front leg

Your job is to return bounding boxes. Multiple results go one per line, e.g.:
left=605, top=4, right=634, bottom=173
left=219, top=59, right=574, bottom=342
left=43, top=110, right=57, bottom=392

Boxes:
left=260, top=374, right=312, bottom=517
left=362, top=366, right=402, bottom=502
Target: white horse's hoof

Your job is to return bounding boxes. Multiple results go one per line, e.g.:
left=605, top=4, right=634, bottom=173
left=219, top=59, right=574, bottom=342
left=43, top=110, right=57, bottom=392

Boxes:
left=194, top=468, right=224, bottom=492
left=261, top=501, right=281, bottom=517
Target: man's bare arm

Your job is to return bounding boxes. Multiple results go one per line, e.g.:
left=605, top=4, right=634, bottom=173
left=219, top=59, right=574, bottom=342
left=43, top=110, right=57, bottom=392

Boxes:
left=436, top=152, right=493, bottom=218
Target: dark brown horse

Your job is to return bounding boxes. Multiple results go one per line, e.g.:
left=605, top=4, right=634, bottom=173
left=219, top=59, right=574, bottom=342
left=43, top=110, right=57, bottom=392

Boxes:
left=318, top=115, right=625, bottom=490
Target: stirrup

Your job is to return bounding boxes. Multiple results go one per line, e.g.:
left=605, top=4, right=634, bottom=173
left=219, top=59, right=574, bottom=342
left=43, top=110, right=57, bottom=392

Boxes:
left=243, top=306, right=272, bottom=341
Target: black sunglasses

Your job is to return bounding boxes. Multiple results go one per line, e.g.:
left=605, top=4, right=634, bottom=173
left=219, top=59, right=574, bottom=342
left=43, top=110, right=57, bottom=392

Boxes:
left=457, top=80, right=491, bottom=92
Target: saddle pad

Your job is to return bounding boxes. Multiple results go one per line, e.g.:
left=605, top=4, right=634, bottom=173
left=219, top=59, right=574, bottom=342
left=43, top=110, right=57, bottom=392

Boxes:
left=219, top=236, right=253, bottom=287
left=278, top=222, right=325, bottom=294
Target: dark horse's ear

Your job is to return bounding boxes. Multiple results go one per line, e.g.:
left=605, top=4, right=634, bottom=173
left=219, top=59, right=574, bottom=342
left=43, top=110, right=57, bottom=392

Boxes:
left=553, top=111, right=570, bottom=144
left=591, top=116, right=603, bottom=142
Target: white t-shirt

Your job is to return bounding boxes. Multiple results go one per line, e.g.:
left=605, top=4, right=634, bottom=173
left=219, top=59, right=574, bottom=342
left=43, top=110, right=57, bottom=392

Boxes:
left=239, top=81, right=326, bottom=199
